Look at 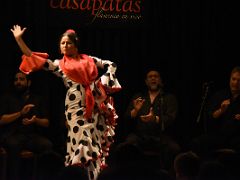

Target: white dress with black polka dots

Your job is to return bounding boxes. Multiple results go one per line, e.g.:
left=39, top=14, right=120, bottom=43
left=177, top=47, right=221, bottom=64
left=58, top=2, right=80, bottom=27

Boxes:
left=43, top=56, right=121, bottom=180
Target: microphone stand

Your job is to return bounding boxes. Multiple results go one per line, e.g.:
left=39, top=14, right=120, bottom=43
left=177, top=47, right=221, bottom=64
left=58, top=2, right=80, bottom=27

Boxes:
left=196, top=83, right=211, bottom=133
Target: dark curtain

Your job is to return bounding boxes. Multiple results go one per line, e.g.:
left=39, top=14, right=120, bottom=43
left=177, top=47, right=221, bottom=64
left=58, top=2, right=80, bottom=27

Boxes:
left=0, top=0, right=238, bottom=145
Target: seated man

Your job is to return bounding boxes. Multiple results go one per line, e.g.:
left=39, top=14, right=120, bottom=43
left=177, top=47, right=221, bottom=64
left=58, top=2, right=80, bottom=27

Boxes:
left=191, top=66, right=240, bottom=158
left=0, top=70, right=53, bottom=180
left=123, top=69, right=181, bottom=171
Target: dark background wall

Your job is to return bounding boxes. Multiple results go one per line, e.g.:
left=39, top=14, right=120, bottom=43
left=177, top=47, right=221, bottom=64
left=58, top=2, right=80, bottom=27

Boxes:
left=0, top=0, right=238, bottom=146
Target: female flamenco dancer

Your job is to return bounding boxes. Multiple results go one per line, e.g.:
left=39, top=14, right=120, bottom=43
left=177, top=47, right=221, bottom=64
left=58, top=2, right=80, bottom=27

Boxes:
left=11, top=24, right=121, bottom=180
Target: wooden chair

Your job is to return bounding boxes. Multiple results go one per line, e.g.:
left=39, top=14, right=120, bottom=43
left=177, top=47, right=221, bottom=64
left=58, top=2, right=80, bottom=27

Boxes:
left=0, top=147, right=36, bottom=180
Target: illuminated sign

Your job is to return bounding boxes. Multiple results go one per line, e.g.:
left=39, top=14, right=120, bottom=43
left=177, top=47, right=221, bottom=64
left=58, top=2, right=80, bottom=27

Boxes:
left=48, top=0, right=143, bottom=27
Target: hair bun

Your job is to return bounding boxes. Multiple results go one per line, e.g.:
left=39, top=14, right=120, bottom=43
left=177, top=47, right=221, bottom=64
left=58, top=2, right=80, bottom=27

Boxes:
left=66, top=29, right=76, bottom=34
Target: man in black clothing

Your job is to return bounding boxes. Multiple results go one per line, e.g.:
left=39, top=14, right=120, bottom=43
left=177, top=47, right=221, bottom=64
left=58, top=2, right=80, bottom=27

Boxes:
left=0, top=70, right=53, bottom=180
left=191, top=66, right=240, bottom=157
left=123, top=69, right=180, bottom=171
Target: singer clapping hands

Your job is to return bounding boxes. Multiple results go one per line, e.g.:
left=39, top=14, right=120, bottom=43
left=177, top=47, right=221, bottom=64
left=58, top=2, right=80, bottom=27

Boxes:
left=191, top=66, right=240, bottom=156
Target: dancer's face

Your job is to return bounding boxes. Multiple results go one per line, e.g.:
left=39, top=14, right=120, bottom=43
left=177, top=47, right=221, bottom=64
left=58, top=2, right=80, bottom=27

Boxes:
left=60, top=35, right=78, bottom=57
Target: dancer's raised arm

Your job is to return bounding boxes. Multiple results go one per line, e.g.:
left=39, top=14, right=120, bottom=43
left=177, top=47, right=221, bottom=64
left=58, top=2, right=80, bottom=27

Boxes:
left=11, top=25, right=32, bottom=56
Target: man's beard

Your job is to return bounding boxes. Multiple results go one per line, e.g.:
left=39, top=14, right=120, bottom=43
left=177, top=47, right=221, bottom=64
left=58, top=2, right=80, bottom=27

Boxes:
left=14, top=85, right=28, bottom=95
left=149, top=84, right=162, bottom=91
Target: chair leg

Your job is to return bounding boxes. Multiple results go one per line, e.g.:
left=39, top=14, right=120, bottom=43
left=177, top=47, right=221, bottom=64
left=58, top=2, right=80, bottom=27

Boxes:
left=19, top=151, right=35, bottom=180
left=0, top=149, right=7, bottom=180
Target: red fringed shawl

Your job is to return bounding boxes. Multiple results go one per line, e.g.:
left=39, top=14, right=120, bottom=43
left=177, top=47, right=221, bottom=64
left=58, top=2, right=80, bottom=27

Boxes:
left=59, top=54, right=98, bottom=119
